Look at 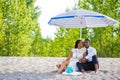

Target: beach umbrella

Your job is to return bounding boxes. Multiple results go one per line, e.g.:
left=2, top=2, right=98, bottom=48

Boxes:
left=48, top=9, right=119, bottom=39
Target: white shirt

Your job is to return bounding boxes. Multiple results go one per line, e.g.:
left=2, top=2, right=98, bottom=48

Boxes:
left=85, top=47, right=97, bottom=62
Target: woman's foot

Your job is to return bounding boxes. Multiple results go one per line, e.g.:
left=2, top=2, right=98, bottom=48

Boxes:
left=57, top=72, right=62, bottom=74
left=56, top=64, right=61, bottom=69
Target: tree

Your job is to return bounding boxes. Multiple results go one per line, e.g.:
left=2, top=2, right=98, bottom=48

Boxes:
left=77, top=0, right=120, bottom=57
left=50, top=0, right=120, bottom=57
left=0, top=0, right=41, bottom=56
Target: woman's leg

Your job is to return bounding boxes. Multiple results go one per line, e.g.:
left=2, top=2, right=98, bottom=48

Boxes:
left=57, top=61, right=69, bottom=74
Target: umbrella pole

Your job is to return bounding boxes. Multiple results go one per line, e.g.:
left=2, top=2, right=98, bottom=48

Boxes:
left=80, top=28, right=82, bottom=39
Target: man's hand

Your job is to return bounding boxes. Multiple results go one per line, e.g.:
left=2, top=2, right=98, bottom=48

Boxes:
left=79, top=58, right=87, bottom=63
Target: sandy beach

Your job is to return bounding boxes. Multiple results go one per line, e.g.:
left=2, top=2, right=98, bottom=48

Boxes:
left=0, top=57, right=120, bottom=80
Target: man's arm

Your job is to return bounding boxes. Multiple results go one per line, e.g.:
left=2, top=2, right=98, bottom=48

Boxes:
left=85, top=48, right=96, bottom=61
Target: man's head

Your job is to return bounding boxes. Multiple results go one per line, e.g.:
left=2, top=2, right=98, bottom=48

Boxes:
left=84, top=39, right=90, bottom=48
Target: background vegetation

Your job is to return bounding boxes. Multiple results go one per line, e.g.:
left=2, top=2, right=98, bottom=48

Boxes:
left=0, top=0, right=120, bottom=57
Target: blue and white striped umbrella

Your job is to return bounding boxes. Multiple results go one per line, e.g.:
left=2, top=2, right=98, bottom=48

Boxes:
left=48, top=9, right=119, bottom=38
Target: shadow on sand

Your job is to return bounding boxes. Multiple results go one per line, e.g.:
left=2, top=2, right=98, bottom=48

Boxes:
left=0, top=70, right=58, bottom=80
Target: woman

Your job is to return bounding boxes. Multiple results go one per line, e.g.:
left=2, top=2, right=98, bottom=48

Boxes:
left=56, top=40, right=86, bottom=74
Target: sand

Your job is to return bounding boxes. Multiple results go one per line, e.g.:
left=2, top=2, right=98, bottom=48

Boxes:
left=0, top=57, right=120, bottom=80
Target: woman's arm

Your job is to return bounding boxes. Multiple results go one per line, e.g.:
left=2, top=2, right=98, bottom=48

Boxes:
left=79, top=52, right=87, bottom=63
left=83, top=52, right=87, bottom=59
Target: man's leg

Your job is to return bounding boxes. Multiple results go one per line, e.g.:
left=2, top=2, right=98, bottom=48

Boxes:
left=76, top=62, right=86, bottom=73
left=76, top=62, right=94, bottom=73
left=92, top=55, right=99, bottom=72
left=84, top=62, right=95, bottom=71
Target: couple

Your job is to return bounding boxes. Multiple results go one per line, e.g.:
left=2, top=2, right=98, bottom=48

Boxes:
left=56, top=39, right=99, bottom=74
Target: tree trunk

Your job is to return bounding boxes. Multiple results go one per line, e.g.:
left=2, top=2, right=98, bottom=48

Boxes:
left=99, top=33, right=102, bottom=57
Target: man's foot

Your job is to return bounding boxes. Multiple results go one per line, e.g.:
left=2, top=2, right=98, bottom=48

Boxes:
left=95, top=70, right=99, bottom=74
left=81, top=69, right=86, bottom=74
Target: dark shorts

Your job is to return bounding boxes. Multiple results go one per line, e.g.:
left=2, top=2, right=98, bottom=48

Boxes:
left=76, top=55, right=99, bottom=71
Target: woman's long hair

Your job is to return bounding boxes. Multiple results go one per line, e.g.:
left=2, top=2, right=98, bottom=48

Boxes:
left=74, top=40, right=82, bottom=48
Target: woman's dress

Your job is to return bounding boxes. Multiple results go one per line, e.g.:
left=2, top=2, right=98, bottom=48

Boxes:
left=68, top=48, right=86, bottom=71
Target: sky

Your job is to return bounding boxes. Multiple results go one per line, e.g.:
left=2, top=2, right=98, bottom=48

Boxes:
left=35, top=0, right=77, bottom=39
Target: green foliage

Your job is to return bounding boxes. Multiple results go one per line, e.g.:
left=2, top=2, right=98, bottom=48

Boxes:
left=0, top=0, right=41, bottom=56
left=43, top=0, right=120, bottom=57
left=0, top=0, right=119, bottom=57
left=77, top=0, right=120, bottom=57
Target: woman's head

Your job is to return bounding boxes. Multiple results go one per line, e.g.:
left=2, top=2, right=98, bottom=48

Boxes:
left=74, top=40, right=84, bottom=48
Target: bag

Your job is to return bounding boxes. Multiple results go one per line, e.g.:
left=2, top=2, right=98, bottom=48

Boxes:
left=65, top=66, right=74, bottom=73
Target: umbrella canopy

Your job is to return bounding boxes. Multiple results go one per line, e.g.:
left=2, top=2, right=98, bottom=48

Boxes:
left=48, top=9, right=119, bottom=38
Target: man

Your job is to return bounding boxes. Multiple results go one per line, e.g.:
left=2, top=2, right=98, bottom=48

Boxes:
left=76, top=39, right=99, bottom=73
